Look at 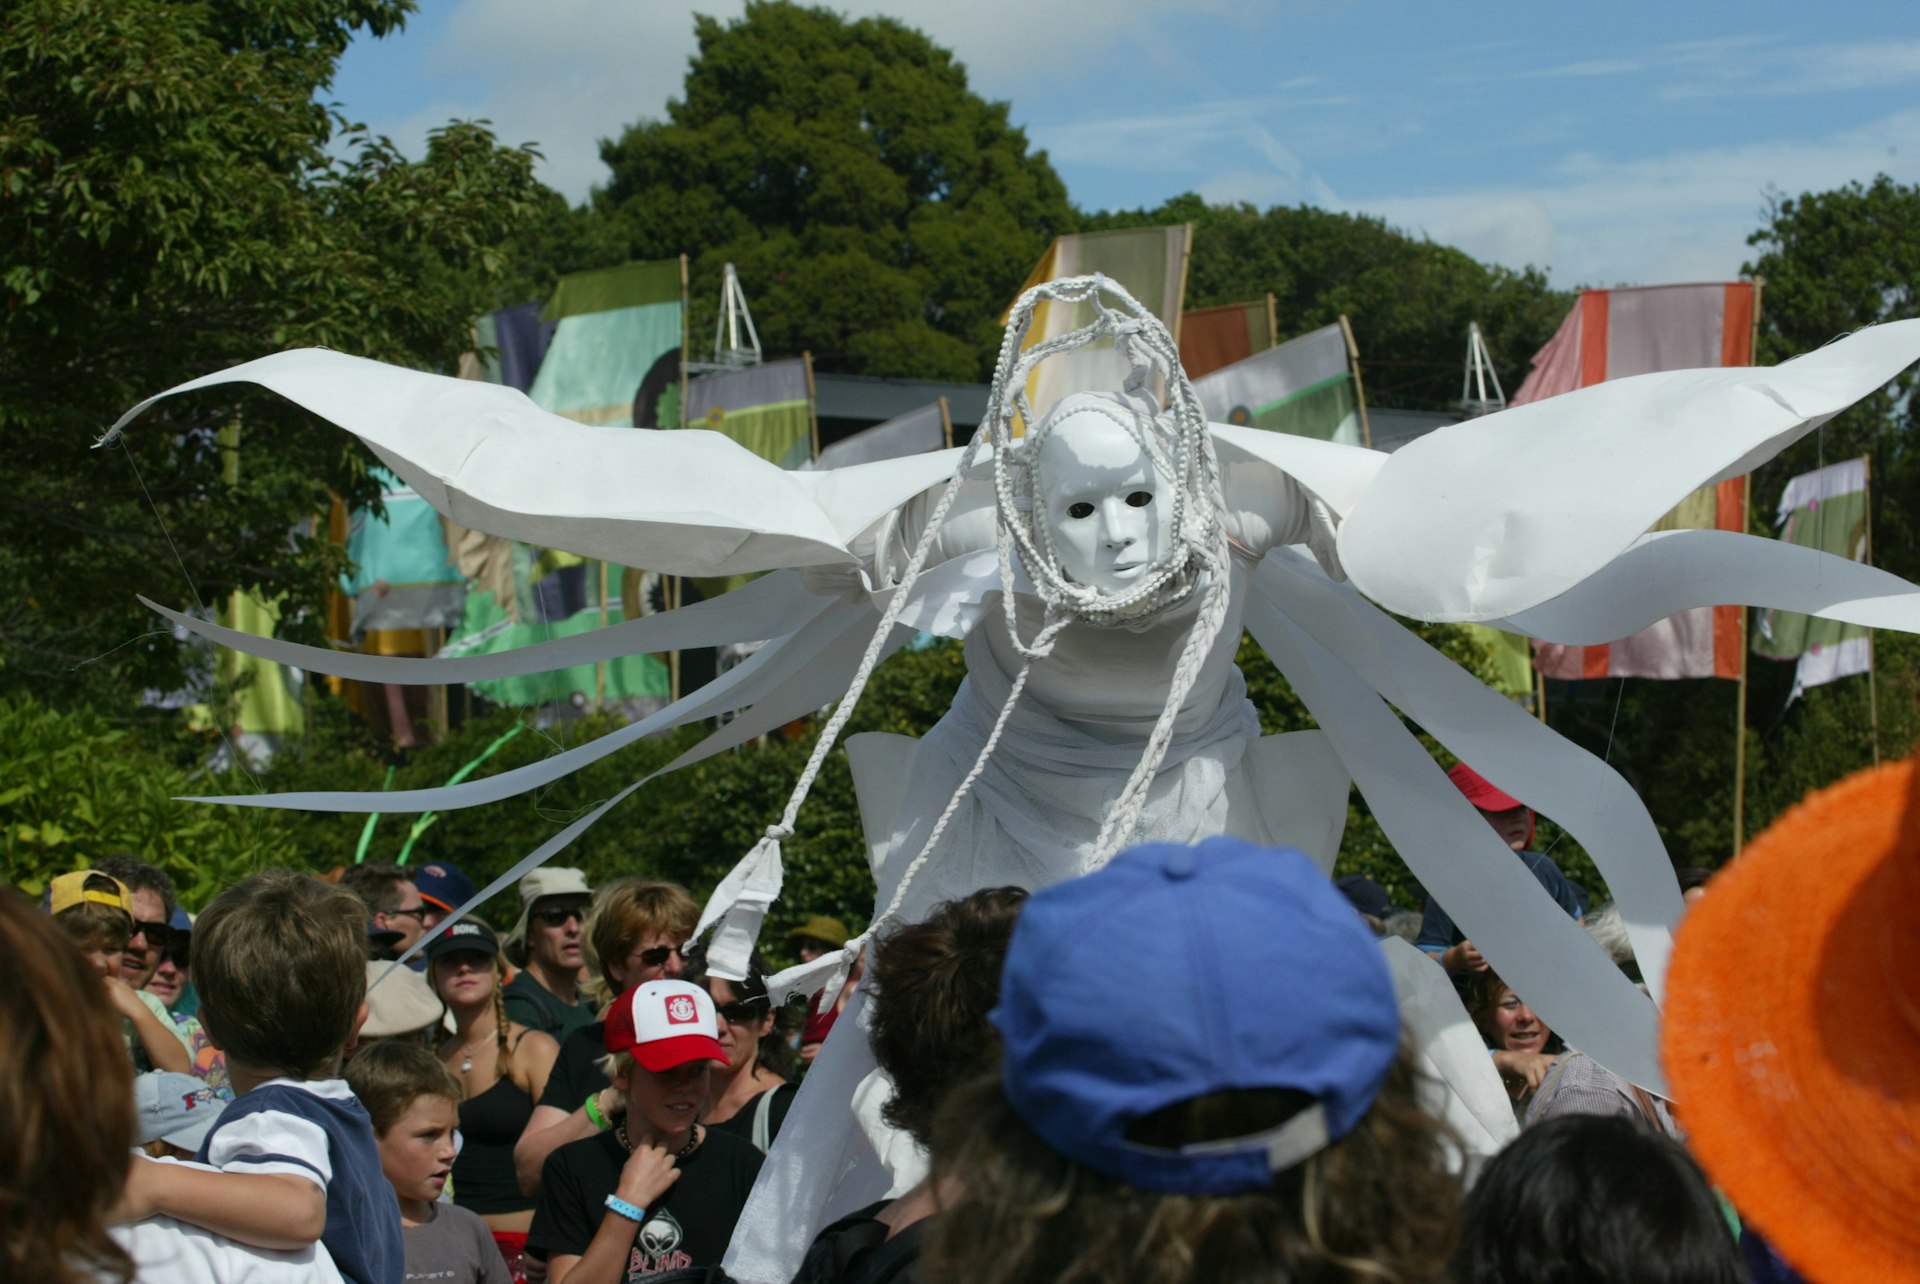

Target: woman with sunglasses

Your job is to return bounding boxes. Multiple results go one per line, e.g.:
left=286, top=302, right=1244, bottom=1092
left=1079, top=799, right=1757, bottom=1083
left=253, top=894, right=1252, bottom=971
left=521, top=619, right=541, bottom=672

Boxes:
left=140, top=908, right=234, bottom=1098
left=427, top=920, right=560, bottom=1276
left=513, top=879, right=701, bottom=1199
left=685, top=949, right=797, bottom=1153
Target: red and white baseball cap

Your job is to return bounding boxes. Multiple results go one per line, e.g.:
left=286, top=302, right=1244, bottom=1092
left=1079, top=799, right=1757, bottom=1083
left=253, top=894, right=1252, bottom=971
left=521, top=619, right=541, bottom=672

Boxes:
left=604, top=980, right=729, bottom=1073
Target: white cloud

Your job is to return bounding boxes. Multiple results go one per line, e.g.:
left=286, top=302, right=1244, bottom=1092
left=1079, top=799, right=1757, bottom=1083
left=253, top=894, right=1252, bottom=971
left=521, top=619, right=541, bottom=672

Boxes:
left=341, top=0, right=1252, bottom=202
left=1349, top=108, right=1920, bottom=287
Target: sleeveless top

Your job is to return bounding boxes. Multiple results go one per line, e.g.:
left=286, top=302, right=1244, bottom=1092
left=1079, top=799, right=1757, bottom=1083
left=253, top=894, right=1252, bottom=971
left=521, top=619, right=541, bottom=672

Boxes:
left=453, top=1071, right=536, bottom=1214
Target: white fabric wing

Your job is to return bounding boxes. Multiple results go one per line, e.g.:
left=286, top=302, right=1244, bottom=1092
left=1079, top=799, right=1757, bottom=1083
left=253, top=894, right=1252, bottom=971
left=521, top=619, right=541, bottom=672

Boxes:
left=1337, top=319, right=1920, bottom=621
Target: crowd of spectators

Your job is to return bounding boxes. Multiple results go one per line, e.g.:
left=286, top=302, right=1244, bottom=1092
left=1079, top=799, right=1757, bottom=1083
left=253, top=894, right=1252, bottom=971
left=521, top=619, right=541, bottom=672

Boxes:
left=10, top=748, right=1909, bottom=1284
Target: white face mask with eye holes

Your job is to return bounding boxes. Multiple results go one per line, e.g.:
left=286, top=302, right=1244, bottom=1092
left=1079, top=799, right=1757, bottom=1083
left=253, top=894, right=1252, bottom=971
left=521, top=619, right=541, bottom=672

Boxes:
left=1036, top=406, right=1177, bottom=596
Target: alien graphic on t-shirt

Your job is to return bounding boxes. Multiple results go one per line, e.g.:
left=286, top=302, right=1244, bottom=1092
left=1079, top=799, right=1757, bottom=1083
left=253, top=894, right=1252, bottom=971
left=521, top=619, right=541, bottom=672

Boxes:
left=627, top=1207, right=692, bottom=1278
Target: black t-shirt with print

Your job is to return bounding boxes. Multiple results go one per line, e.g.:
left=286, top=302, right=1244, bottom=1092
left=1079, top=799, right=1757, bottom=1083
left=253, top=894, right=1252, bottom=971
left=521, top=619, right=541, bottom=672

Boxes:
left=527, top=1125, right=764, bottom=1279
left=539, top=1020, right=613, bottom=1114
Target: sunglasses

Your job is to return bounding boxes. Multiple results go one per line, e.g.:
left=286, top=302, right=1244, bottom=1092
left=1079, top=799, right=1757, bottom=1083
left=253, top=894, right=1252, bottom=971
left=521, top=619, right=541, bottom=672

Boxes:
left=384, top=905, right=428, bottom=923
left=716, top=997, right=768, bottom=1024
left=132, top=919, right=175, bottom=952
left=631, top=943, right=684, bottom=970
left=532, top=903, right=589, bottom=928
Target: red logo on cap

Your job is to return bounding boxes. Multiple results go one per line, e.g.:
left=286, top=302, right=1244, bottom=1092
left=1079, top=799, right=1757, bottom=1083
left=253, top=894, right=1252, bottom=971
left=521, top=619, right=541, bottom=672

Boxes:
left=665, top=995, right=698, bottom=1024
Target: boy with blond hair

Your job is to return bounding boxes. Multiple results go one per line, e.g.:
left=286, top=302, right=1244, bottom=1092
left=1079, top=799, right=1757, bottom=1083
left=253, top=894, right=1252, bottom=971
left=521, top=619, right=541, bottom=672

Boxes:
left=118, top=870, right=402, bottom=1284
left=348, top=1042, right=512, bottom=1283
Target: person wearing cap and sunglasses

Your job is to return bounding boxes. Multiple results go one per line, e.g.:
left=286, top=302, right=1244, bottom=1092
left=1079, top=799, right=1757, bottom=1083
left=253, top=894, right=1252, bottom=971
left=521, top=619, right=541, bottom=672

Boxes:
left=91, top=854, right=181, bottom=992
left=45, top=870, right=194, bottom=1075
left=514, top=879, right=700, bottom=1201
left=503, top=868, right=598, bottom=1040
left=923, top=837, right=1462, bottom=1284
left=526, top=980, right=764, bottom=1283
left=426, top=918, right=559, bottom=1259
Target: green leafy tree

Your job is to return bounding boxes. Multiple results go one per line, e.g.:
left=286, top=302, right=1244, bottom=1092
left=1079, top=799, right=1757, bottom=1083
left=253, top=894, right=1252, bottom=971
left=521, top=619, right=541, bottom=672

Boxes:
left=0, top=0, right=548, bottom=709
left=588, top=0, right=1074, bottom=380
left=1081, top=195, right=1570, bottom=411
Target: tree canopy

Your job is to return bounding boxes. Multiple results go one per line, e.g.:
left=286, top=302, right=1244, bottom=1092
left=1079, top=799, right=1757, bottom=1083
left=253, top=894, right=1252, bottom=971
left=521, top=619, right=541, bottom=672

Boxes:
left=587, top=0, right=1074, bottom=380
left=1, top=0, right=546, bottom=709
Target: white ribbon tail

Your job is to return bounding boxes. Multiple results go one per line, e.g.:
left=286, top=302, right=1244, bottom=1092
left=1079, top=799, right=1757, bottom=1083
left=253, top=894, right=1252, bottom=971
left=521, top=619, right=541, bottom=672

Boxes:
left=766, top=932, right=870, bottom=1006
left=699, top=835, right=785, bottom=983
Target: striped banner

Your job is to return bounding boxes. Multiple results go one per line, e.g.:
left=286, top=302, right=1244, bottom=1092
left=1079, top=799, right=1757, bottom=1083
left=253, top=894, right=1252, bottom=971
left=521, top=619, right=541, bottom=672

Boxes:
left=1191, top=322, right=1361, bottom=444
left=1179, top=296, right=1275, bottom=380
left=1011, top=226, right=1190, bottom=418
left=1753, top=457, right=1872, bottom=695
left=1525, top=283, right=1758, bottom=681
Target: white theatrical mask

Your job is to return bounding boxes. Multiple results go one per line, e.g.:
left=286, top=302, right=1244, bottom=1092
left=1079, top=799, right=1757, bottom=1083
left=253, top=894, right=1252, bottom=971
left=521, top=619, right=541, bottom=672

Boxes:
left=1035, top=407, right=1175, bottom=594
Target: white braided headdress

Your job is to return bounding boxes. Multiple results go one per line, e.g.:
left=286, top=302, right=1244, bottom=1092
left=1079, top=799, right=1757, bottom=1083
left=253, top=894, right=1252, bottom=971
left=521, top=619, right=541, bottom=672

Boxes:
left=702, top=274, right=1233, bottom=994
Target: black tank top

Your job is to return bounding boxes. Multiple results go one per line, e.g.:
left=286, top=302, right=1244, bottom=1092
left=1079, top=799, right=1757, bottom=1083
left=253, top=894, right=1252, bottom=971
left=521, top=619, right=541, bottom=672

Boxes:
left=453, top=1072, right=536, bottom=1214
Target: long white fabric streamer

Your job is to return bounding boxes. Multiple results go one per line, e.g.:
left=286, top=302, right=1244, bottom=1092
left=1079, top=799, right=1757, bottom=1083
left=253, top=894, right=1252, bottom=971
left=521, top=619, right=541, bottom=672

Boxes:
left=137, top=569, right=826, bottom=684
left=1492, top=528, right=1920, bottom=642
left=384, top=614, right=911, bottom=972
left=1246, top=556, right=1669, bottom=1092
left=189, top=597, right=877, bottom=811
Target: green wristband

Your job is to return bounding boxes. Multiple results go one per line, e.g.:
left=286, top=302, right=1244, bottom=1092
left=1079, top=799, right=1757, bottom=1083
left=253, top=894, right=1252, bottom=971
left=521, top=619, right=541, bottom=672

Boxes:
left=585, top=1092, right=611, bottom=1131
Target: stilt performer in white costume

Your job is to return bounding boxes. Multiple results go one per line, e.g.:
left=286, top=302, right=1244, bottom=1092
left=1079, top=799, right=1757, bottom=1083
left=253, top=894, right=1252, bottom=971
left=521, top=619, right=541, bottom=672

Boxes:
left=105, top=277, right=1920, bottom=1281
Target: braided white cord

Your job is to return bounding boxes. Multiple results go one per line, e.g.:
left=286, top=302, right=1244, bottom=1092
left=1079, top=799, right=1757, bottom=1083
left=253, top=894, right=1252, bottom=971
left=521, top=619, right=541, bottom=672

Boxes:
left=862, top=608, right=1073, bottom=942
left=1086, top=542, right=1233, bottom=863
left=725, top=311, right=1031, bottom=865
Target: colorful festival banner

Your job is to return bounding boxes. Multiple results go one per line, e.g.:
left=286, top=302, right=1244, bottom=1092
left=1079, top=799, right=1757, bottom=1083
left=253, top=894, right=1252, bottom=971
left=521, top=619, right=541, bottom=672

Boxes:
left=1525, top=283, right=1758, bottom=681
left=1012, top=226, right=1190, bottom=417
left=1754, top=457, right=1872, bottom=695
left=1179, top=296, right=1276, bottom=380
left=684, top=357, right=815, bottom=470
left=528, top=258, right=685, bottom=426
left=1191, top=322, right=1361, bottom=444
left=339, top=467, right=467, bottom=637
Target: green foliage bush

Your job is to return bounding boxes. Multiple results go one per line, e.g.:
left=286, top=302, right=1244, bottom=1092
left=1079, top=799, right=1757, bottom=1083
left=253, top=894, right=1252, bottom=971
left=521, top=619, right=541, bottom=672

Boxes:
left=0, top=698, right=294, bottom=908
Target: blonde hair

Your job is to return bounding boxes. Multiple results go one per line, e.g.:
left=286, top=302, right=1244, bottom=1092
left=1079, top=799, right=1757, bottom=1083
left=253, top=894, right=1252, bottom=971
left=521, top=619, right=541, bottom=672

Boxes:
left=583, top=879, right=698, bottom=1005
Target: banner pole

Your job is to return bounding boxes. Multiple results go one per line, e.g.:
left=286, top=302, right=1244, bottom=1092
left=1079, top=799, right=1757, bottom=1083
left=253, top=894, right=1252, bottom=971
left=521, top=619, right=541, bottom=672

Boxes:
left=595, top=560, right=609, bottom=711
left=1339, top=314, right=1373, bottom=450
left=1866, top=452, right=1881, bottom=765
left=1265, top=292, right=1279, bottom=351
left=1173, top=222, right=1194, bottom=346
left=1733, top=277, right=1763, bottom=856
left=804, top=351, right=820, bottom=462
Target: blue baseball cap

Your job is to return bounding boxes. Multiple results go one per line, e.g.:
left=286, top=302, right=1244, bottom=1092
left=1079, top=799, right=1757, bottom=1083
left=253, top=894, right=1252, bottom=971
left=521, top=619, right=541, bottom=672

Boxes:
left=411, top=861, right=474, bottom=914
left=991, top=837, right=1401, bottom=1195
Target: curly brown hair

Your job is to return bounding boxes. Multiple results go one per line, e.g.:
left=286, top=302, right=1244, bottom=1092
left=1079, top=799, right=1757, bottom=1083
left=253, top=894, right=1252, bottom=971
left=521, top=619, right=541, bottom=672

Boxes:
left=925, top=1051, right=1461, bottom=1284
left=1, top=890, right=136, bottom=1284
left=867, top=886, right=1027, bottom=1147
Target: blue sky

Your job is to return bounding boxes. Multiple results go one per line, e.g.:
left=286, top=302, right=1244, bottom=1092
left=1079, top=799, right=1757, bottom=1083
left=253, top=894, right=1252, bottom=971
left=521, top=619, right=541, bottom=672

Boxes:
left=332, top=1, right=1920, bottom=290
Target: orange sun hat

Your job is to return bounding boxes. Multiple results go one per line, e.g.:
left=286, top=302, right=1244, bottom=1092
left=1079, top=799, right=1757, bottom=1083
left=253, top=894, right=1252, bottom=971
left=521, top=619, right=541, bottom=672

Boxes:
left=1662, top=758, right=1920, bottom=1283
